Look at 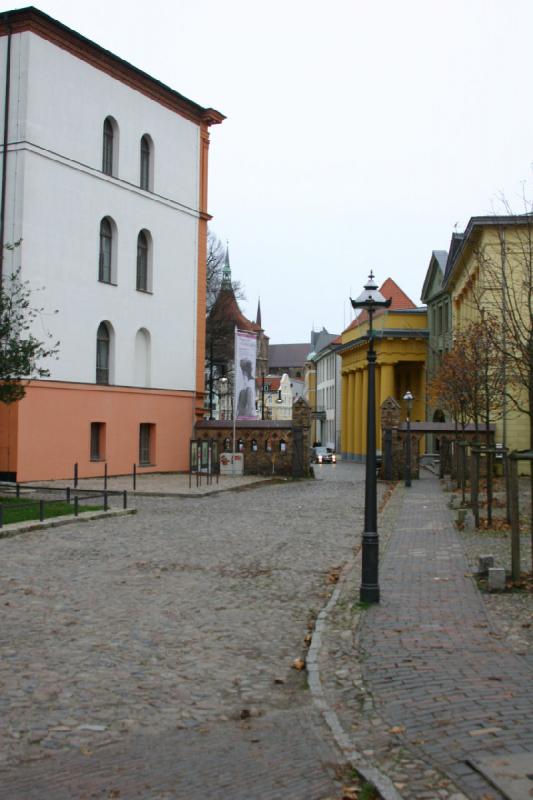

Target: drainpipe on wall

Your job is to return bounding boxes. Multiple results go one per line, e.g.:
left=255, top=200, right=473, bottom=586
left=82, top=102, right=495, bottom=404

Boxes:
left=0, top=13, right=12, bottom=286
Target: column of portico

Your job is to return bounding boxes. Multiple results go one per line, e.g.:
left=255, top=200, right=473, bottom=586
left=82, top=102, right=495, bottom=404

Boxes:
left=341, top=373, right=349, bottom=455
left=354, top=369, right=363, bottom=458
left=377, top=362, right=394, bottom=452
left=375, top=365, right=382, bottom=450
left=347, top=371, right=355, bottom=458
left=380, top=363, right=395, bottom=406
left=361, top=367, right=368, bottom=458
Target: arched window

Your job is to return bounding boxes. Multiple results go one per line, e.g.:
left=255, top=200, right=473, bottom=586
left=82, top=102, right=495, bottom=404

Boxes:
left=96, top=322, right=111, bottom=384
left=251, top=439, right=258, bottom=452
left=238, top=438, right=244, bottom=452
left=134, top=328, right=151, bottom=387
left=136, top=230, right=149, bottom=291
left=99, top=218, right=113, bottom=283
left=265, top=438, right=272, bottom=452
left=102, top=117, right=115, bottom=176
left=223, top=437, right=231, bottom=452
left=140, top=134, right=152, bottom=190
left=279, top=439, right=286, bottom=453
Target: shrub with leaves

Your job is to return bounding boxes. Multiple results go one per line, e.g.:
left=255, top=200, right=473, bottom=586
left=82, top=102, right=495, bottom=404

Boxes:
left=0, top=266, right=59, bottom=404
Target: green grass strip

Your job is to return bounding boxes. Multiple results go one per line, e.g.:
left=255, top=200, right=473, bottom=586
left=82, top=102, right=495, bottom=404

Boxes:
left=0, top=496, right=103, bottom=525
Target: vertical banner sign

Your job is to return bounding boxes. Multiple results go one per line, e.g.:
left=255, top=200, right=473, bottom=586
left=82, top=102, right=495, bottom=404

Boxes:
left=234, top=329, right=257, bottom=420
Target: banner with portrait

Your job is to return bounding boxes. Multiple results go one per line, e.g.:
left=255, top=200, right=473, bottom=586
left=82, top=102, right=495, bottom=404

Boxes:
left=234, top=329, right=257, bottom=420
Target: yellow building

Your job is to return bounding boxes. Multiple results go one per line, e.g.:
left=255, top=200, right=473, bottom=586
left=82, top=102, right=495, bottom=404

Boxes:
left=443, top=215, right=532, bottom=453
left=340, top=278, right=428, bottom=460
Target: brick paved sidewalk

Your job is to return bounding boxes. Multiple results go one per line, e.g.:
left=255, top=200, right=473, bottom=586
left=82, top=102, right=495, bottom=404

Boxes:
left=358, top=473, right=533, bottom=799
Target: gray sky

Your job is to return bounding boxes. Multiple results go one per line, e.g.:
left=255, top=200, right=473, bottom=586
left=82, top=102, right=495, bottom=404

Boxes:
left=5, top=0, right=533, bottom=342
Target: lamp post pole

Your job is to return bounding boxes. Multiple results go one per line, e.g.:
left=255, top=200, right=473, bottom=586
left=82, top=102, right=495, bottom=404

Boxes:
left=351, top=272, right=391, bottom=604
left=403, top=390, right=413, bottom=487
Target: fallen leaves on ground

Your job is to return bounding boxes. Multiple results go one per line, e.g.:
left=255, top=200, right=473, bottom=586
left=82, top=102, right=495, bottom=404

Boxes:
left=326, top=566, right=342, bottom=585
left=292, top=657, right=306, bottom=671
left=477, top=518, right=511, bottom=532
left=506, top=572, right=533, bottom=593
left=341, top=787, right=359, bottom=799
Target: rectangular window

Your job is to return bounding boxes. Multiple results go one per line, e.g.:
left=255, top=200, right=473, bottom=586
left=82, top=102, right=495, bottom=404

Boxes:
left=90, top=422, right=105, bottom=461
left=139, top=423, right=155, bottom=466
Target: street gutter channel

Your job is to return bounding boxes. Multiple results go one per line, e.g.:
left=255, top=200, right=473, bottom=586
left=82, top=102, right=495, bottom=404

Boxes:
left=306, top=481, right=404, bottom=800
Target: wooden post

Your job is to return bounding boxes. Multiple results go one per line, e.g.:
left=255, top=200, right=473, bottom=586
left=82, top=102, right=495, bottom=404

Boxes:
left=504, top=451, right=512, bottom=524
left=509, top=456, right=520, bottom=582
left=439, top=438, right=448, bottom=479
left=471, top=448, right=480, bottom=528
left=486, top=449, right=493, bottom=527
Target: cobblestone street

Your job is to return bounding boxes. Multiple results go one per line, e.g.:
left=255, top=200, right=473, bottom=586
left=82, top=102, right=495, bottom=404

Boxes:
left=0, top=464, right=371, bottom=799
left=2, top=465, right=532, bottom=800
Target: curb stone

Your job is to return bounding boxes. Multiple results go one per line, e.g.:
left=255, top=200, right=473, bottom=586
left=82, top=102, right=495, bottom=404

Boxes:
left=0, top=508, right=137, bottom=539
left=130, top=477, right=289, bottom=498
left=307, top=482, right=404, bottom=800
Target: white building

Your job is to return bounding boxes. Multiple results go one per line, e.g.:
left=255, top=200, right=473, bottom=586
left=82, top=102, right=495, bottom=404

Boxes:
left=0, top=7, right=223, bottom=481
left=315, top=338, right=342, bottom=451
left=268, top=373, right=293, bottom=421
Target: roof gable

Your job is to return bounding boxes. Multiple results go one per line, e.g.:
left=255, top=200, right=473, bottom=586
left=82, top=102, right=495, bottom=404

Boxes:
left=421, top=251, right=447, bottom=303
left=0, top=7, right=224, bottom=126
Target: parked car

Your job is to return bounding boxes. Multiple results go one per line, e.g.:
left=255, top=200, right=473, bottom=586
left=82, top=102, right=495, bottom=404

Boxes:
left=312, top=446, right=336, bottom=464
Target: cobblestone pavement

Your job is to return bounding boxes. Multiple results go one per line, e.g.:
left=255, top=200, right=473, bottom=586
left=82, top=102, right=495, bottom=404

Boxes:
left=357, top=474, right=533, bottom=799
left=3, top=466, right=532, bottom=799
left=0, top=463, right=372, bottom=799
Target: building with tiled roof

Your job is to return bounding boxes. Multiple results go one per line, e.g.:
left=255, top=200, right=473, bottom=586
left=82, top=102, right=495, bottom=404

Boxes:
left=268, top=343, right=310, bottom=378
left=339, top=277, right=428, bottom=461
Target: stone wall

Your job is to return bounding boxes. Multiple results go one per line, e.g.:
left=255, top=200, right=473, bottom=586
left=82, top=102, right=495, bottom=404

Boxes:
left=195, top=398, right=312, bottom=477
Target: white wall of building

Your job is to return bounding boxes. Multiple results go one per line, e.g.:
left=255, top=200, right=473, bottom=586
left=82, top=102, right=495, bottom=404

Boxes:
left=0, top=31, right=202, bottom=391
left=316, top=350, right=341, bottom=451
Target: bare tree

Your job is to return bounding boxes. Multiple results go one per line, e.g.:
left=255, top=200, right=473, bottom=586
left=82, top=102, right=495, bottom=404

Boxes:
left=461, top=211, right=533, bottom=554
left=205, top=228, right=247, bottom=418
left=206, top=229, right=245, bottom=315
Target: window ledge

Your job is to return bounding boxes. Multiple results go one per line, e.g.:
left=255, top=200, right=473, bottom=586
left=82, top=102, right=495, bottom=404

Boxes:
left=98, top=279, right=118, bottom=287
left=90, top=457, right=105, bottom=462
left=136, top=288, right=153, bottom=295
left=138, top=462, right=155, bottom=468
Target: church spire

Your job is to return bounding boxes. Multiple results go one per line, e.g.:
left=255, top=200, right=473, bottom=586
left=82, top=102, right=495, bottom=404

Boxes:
left=221, top=244, right=232, bottom=289
left=256, top=297, right=262, bottom=328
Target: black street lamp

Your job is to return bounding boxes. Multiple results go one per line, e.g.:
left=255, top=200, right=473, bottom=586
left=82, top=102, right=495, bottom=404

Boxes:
left=403, top=390, right=413, bottom=487
left=351, top=272, right=391, bottom=604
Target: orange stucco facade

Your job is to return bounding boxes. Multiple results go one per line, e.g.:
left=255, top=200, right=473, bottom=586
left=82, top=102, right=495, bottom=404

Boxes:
left=0, top=381, right=196, bottom=482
